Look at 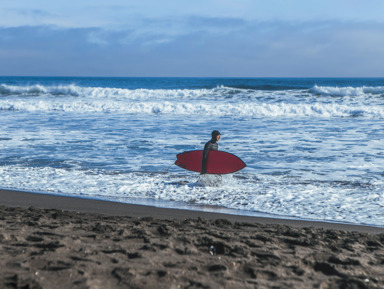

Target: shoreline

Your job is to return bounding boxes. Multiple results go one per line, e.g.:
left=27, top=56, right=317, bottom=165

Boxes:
left=0, top=188, right=383, bottom=234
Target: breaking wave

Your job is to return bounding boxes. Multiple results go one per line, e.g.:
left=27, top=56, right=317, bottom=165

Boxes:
left=1, top=99, right=383, bottom=119
left=2, top=83, right=384, bottom=119
left=0, top=84, right=239, bottom=100
left=3, top=83, right=384, bottom=99
left=309, top=85, right=384, bottom=97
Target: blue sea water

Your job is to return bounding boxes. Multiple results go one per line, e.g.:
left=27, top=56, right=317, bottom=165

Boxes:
left=1, top=77, right=384, bottom=227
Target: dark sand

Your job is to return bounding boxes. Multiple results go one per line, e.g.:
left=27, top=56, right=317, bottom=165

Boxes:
left=1, top=189, right=384, bottom=289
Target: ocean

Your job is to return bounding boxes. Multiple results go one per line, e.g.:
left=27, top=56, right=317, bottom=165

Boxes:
left=1, top=77, right=384, bottom=227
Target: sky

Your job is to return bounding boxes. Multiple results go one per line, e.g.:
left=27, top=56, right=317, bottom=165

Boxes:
left=0, top=0, right=384, bottom=77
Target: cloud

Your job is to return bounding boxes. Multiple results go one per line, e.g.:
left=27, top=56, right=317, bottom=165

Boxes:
left=11, top=8, right=51, bottom=18
left=0, top=18, right=384, bottom=77
left=0, top=8, right=58, bottom=27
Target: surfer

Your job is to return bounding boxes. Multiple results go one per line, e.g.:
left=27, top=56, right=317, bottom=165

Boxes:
left=201, top=130, right=221, bottom=174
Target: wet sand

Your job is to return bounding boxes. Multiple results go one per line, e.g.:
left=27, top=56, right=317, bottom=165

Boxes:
left=1, top=189, right=384, bottom=289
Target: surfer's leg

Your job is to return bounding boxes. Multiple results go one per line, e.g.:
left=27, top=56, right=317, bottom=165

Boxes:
left=199, top=174, right=222, bottom=187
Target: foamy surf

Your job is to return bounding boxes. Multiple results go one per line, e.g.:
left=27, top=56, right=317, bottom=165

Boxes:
left=1, top=77, right=384, bottom=227
left=309, top=84, right=384, bottom=96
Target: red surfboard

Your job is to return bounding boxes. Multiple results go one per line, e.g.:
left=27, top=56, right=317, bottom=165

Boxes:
left=175, top=150, right=246, bottom=174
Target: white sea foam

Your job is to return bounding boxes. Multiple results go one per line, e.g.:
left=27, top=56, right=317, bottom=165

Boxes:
left=309, top=85, right=384, bottom=96
left=0, top=165, right=383, bottom=226
left=0, top=84, right=235, bottom=100
left=2, top=83, right=384, bottom=119
left=1, top=98, right=383, bottom=119
left=3, top=83, right=384, bottom=99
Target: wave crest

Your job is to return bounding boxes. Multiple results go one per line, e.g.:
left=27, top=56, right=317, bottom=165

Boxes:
left=1, top=99, right=383, bottom=119
left=0, top=84, right=239, bottom=100
left=309, top=85, right=384, bottom=96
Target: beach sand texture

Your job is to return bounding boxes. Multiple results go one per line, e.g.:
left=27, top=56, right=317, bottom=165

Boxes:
left=1, top=191, right=384, bottom=289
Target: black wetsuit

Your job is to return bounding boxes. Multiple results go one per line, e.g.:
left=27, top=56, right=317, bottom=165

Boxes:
left=201, top=138, right=218, bottom=174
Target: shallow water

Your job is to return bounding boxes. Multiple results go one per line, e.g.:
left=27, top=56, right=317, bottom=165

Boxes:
left=1, top=77, right=384, bottom=226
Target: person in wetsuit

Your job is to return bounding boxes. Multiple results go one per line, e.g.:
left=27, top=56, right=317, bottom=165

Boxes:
left=201, top=130, right=221, bottom=174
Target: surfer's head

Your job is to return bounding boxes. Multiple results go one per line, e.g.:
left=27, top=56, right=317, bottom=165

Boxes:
left=211, top=130, right=221, bottom=142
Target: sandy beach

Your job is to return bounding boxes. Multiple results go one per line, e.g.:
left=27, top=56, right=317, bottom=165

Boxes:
left=1, top=189, right=384, bottom=289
